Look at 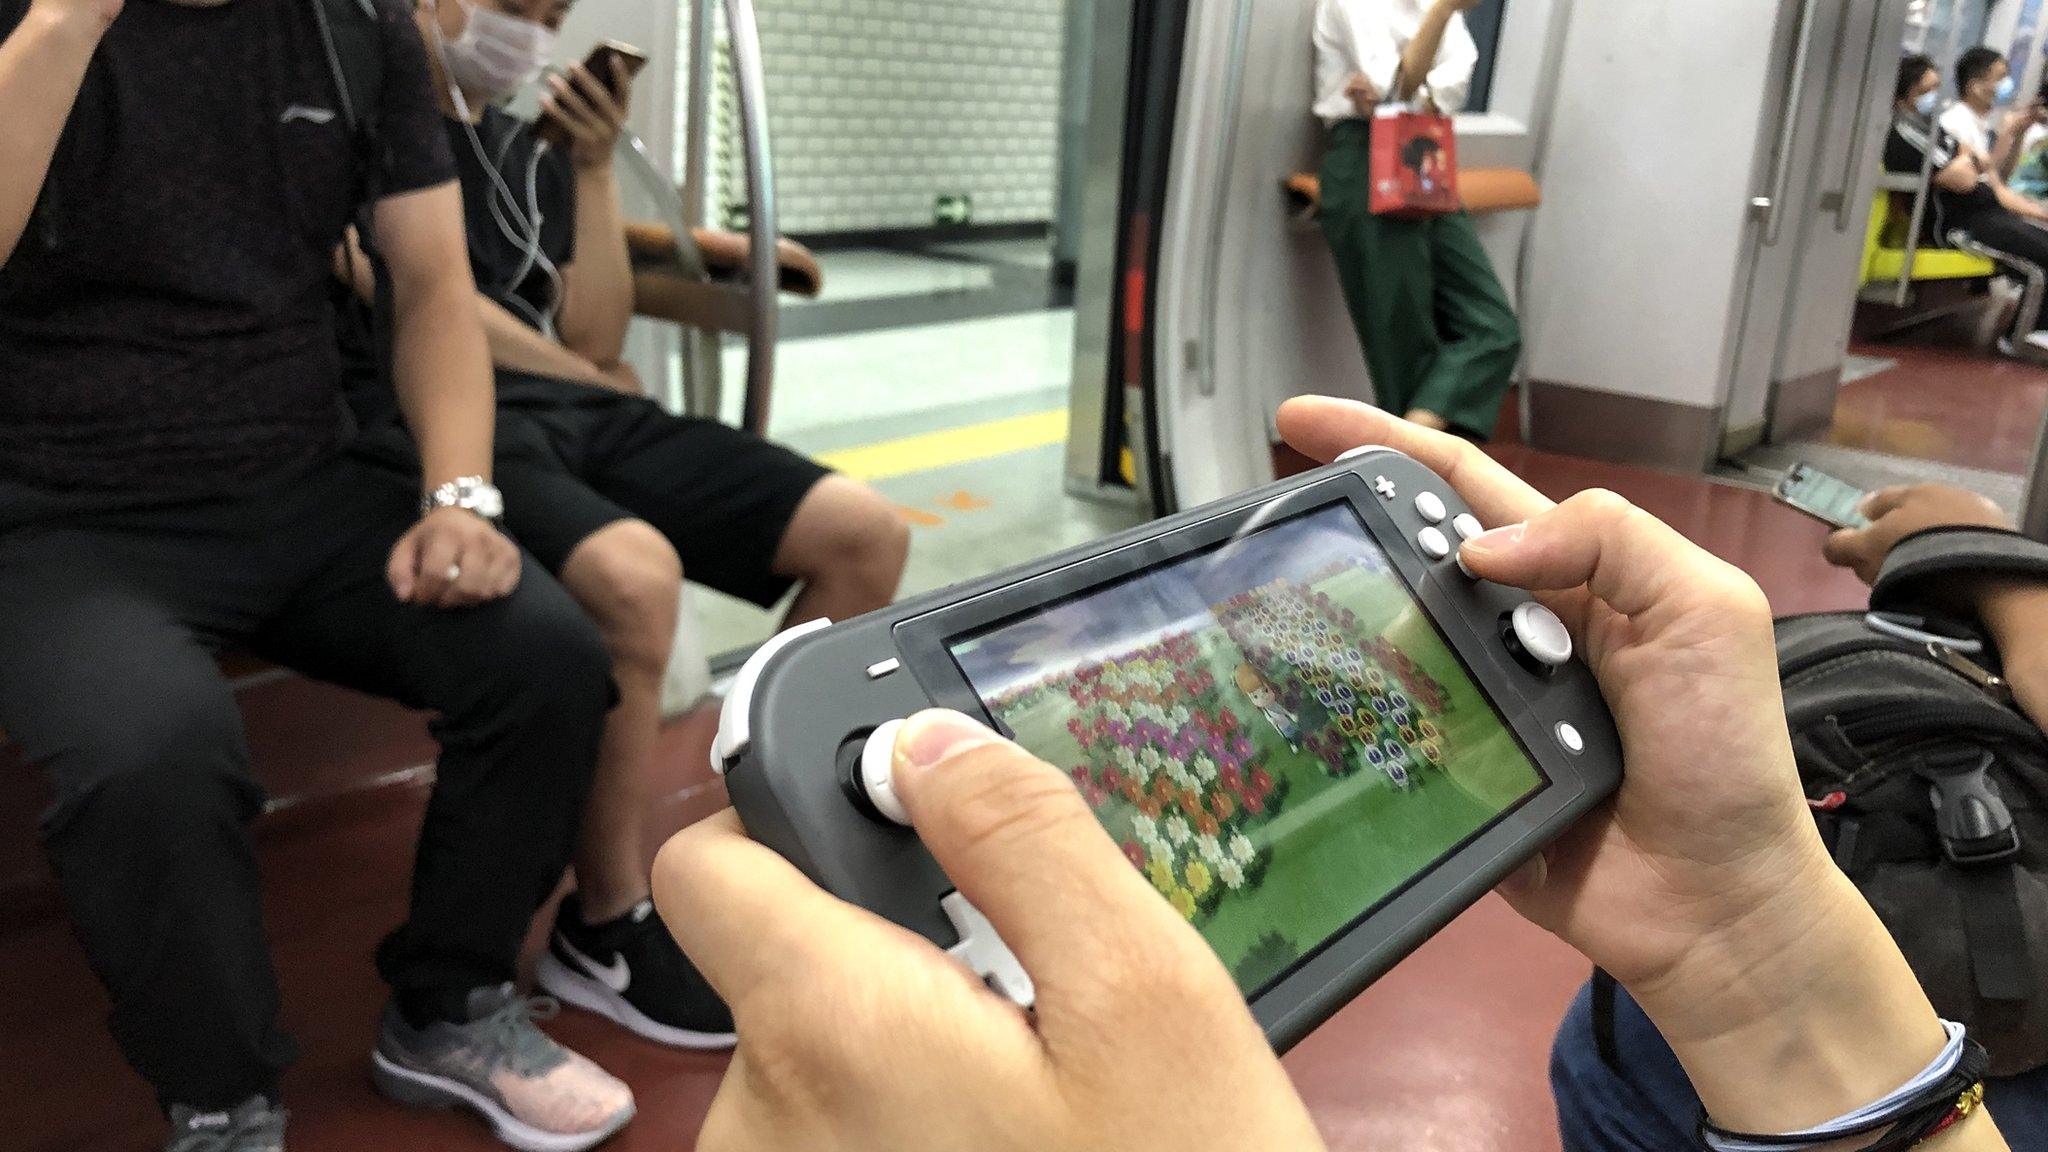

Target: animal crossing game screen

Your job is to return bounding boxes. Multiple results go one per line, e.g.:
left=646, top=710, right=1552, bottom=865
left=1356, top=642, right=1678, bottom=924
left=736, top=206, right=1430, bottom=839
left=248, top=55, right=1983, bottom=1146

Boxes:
left=947, top=504, right=1548, bottom=995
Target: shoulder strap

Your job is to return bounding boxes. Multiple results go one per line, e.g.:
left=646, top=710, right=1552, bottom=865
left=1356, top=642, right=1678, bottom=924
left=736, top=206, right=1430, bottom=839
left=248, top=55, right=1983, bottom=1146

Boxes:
left=1872, top=527, right=2048, bottom=613
left=311, top=0, right=384, bottom=141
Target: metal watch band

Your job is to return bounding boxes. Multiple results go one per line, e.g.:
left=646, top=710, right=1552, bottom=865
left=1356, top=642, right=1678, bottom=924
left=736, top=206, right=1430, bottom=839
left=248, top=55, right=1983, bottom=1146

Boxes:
left=421, top=475, right=505, bottom=522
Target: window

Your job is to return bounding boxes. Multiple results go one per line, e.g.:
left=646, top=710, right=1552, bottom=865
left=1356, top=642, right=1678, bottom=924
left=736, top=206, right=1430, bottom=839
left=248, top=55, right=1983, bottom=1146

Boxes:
left=1464, top=0, right=1508, bottom=114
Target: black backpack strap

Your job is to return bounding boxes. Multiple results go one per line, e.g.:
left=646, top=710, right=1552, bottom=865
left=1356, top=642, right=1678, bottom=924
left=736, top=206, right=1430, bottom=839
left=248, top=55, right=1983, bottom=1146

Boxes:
left=1921, top=746, right=2034, bottom=1007
left=311, top=0, right=385, bottom=143
left=1953, top=864, right=2034, bottom=1005
left=1873, top=527, right=2048, bottom=613
left=309, top=0, right=397, bottom=396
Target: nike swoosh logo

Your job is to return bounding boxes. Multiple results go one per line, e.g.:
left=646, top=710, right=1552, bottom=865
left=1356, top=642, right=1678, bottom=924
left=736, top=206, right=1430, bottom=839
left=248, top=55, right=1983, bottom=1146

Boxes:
left=280, top=104, right=338, bottom=126
left=557, top=934, right=631, bottom=993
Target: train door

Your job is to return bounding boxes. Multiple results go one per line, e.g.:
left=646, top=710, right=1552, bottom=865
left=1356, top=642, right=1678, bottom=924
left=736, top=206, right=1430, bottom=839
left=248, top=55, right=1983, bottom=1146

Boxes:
left=1762, top=0, right=1919, bottom=441
left=1720, top=0, right=1912, bottom=453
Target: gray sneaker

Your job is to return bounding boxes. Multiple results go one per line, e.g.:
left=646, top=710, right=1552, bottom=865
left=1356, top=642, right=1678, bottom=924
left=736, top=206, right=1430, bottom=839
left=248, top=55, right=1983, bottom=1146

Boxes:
left=370, top=984, right=635, bottom=1152
left=163, top=1097, right=285, bottom=1152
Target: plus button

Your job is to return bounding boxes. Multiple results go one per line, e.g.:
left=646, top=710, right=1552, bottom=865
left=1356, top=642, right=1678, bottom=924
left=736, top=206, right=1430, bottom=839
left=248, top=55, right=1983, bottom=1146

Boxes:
left=1373, top=476, right=1398, bottom=501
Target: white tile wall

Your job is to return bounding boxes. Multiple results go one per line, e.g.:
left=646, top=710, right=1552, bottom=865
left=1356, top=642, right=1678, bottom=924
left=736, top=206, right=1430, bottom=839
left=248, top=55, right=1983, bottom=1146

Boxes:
left=717, top=0, right=1068, bottom=235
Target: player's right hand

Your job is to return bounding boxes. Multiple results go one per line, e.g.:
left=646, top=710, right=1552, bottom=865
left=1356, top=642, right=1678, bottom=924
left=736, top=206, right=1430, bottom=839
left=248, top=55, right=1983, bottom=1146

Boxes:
left=1276, top=401, right=1873, bottom=993
left=653, top=710, right=1326, bottom=1152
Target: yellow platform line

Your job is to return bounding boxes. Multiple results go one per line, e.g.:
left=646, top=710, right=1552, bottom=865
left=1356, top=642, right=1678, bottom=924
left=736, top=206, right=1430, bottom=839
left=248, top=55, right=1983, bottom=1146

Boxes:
left=817, top=409, right=1069, bottom=483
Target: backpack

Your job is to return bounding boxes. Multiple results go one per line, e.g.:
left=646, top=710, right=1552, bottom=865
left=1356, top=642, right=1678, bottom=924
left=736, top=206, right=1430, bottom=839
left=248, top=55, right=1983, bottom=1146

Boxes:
left=1594, top=526, right=2048, bottom=1079
left=1777, top=527, right=2048, bottom=1077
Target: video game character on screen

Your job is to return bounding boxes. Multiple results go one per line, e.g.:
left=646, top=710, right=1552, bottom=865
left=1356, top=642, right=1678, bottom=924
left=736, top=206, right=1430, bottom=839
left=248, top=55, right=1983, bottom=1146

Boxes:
left=951, top=505, right=1549, bottom=993
left=1234, top=664, right=1303, bottom=752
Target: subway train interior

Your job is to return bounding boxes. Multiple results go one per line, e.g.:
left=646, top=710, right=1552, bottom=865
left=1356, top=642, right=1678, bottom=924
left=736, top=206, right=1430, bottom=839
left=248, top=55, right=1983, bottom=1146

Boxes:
left=6, top=0, right=2048, bottom=1147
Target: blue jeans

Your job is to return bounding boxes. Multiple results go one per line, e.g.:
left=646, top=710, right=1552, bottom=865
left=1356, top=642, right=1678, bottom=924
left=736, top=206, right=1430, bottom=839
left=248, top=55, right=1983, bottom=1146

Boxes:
left=1550, top=980, right=2048, bottom=1150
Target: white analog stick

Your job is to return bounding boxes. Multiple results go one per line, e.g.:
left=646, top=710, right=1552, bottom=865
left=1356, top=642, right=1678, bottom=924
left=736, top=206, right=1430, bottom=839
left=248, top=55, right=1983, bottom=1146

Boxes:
left=861, top=719, right=911, bottom=826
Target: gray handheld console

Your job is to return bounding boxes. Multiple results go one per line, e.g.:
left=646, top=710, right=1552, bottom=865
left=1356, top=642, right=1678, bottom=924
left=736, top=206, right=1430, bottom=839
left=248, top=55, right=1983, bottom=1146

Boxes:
left=712, top=449, right=1622, bottom=1051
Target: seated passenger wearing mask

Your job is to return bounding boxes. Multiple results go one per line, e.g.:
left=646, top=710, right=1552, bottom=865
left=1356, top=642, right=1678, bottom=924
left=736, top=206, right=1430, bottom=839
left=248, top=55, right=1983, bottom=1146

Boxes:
left=0, top=0, right=630, bottom=1148
left=1892, top=53, right=2048, bottom=353
left=337, top=0, right=911, bottom=1050
left=647, top=398, right=2016, bottom=1152
left=1940, top=47, right=2044, bottom=180
left=1549, top=481, right=2048, bottom=1149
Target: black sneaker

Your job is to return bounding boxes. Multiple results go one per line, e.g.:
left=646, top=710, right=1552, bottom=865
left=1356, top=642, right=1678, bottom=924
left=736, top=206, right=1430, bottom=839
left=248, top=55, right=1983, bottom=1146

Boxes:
left=535, top=895, right=737, bottom=1050
left=164, top=1097, right=285, bottom=1152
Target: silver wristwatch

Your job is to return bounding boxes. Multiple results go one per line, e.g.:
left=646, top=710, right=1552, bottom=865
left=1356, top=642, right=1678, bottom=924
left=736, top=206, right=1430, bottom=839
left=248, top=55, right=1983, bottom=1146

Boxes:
left=421, top=475, right=505, bottom=523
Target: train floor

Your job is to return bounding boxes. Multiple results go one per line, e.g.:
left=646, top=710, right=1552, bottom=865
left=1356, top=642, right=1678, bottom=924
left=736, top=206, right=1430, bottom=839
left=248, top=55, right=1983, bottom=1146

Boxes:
left=1727, top=334, right=2048, bottom=511
left=1, top=439, right=1875, bottom=1152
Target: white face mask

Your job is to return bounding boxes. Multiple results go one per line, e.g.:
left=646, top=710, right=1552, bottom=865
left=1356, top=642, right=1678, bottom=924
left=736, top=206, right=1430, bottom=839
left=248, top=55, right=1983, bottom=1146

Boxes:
left=435, top=0, right=556, bottom=103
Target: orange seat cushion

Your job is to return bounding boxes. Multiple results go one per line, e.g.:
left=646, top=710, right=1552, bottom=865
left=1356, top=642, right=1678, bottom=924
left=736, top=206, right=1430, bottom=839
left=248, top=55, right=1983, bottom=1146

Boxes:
left=1283, top=169, right=1541, bottom=216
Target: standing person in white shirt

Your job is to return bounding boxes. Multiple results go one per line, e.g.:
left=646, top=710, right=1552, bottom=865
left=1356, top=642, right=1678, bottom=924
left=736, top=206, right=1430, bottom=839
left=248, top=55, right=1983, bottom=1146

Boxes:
left=1311, top=0, right=1520, bottom=440
left=1939, top=46, right=2043, bottom=179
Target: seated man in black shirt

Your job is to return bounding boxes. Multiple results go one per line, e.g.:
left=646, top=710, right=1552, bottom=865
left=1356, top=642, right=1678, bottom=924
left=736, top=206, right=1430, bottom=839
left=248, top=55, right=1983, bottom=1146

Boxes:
left=336, top=0, right=910, bottom=1049
left=1888, top=52, right=2048, bottom=354
left=0, top=1, right=636, bottom=1149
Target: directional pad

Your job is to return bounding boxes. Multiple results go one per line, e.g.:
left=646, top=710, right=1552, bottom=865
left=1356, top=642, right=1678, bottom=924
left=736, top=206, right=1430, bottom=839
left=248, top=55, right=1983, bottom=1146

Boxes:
left=941, top=893, right=1035, bottom=1008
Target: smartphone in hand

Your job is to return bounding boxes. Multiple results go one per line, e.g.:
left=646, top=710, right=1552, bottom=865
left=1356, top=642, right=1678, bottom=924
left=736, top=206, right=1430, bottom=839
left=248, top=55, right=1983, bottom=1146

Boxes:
left=536, top=40, right=649, bottom=151
left=1774, top=463, right=1871, bottom=530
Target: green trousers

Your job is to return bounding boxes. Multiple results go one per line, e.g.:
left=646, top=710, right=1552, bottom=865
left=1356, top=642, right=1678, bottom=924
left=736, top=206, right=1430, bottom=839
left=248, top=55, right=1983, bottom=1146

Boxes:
left=1318, top=118, right=1521, bottom=438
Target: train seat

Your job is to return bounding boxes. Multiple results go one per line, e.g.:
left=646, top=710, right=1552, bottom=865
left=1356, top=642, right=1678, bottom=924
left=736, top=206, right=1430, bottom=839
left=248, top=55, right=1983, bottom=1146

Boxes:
left=1860, top=184, right=1996, bottom=288
left=1282, top=167, right=1542, bottom=221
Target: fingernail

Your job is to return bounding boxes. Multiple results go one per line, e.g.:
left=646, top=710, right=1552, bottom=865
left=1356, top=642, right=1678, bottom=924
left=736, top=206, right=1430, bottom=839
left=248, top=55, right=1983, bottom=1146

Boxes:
left=897, top=710, right=1001, bottom=770
left=1462, top=523, right=1526, bottom=556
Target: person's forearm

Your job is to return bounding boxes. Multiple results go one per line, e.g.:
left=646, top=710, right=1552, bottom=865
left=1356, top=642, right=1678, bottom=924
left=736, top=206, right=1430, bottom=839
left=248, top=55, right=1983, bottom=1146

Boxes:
left=1991, top=130, right=2021, bottom=180
left=478, top=293, right=610, bottom=387
left=0, top=5, right=106, bottom=267
left=555, top=164, right=633, bottom=370
left=1975, top=578, right=2048, bottom=731
left=1395, top=0, right=1460, bottom=100
left=1625, top=841, right=1990, bottom=1143
left=1991, top=176, right=2048, bottom=220
left=394, top=275, right=496, bottom=489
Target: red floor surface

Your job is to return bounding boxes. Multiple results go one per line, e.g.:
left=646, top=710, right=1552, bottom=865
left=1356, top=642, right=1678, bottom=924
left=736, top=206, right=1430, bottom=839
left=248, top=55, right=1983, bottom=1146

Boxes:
left=0, top=426, right=1947, bottom=1151
left=1836, top=339, right=2048, bottom=474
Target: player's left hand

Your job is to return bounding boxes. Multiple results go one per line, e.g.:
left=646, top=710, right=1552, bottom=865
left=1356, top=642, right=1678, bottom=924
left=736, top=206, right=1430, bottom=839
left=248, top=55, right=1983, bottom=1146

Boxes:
left=653, top=710, right=1325, bottom=1152
left=543, top=59, right=634, bottom=172
left=387, top=506, right=521, bottom=608
left=1822, top=483, right=2010, bottom=586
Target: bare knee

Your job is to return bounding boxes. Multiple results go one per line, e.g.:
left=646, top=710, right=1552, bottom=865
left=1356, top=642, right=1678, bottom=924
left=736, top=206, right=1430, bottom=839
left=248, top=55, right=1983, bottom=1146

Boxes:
left=562, top=520, right=684, bottom=679
left=784, top=477, right=909, bottom=600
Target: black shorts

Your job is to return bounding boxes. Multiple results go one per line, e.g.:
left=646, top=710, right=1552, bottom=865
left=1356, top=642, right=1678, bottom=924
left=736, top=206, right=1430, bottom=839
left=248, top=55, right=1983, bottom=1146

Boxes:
left=354, top=372, right=830, bottom=608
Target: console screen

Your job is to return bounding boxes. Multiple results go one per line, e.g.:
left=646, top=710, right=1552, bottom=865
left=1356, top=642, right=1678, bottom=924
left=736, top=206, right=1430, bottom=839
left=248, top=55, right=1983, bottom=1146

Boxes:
left=947, top=504, right=1548, bottom=995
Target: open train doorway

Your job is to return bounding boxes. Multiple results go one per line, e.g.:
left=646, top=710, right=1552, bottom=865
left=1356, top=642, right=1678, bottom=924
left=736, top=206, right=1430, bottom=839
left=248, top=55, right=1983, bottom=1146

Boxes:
left=684, top=0, right=1154, bottom=657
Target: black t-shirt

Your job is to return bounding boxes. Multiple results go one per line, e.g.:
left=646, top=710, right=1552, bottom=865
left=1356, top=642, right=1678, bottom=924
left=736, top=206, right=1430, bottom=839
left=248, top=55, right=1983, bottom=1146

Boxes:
left=451, top=106, right=576, bottom=332
left=1885, top=115, right=2003, bottom=244
left=0, top=0, right=455, bottom=499
left=341, top=106, right=575, bottom=428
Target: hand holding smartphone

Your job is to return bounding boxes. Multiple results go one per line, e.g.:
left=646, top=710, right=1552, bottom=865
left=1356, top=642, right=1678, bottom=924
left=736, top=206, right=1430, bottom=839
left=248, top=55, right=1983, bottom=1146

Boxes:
left=1774, top=463, right=1871, bottom=530
left=536, top=40, right=648, bottom=154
